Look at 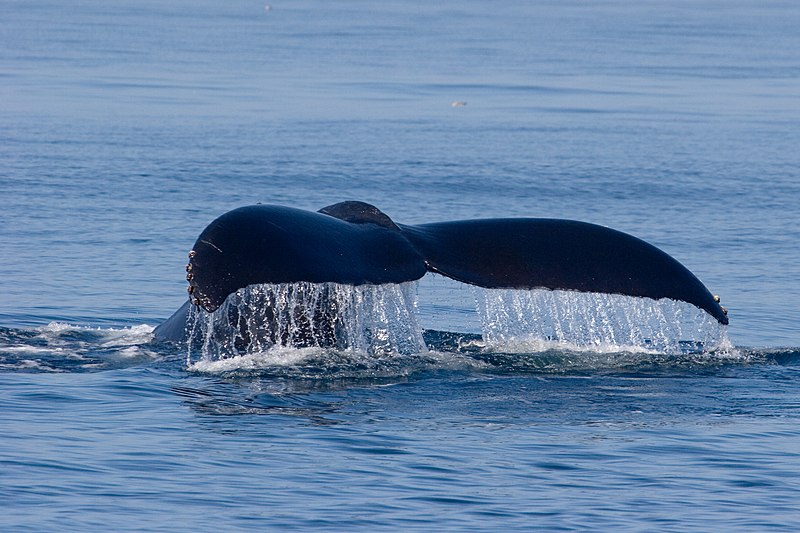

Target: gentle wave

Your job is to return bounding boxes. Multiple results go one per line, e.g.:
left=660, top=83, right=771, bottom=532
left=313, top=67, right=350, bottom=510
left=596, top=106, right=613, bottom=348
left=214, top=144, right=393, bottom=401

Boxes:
left=0, top=322, right=794, bottom=377
left=185, top=331, right=755, bottom=379
left=0, top=323, right=159, bottom=373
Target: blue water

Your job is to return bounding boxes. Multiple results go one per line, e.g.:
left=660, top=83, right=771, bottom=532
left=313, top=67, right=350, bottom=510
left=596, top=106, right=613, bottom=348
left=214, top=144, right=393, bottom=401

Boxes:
left=2, top=0, right=800, bottom=530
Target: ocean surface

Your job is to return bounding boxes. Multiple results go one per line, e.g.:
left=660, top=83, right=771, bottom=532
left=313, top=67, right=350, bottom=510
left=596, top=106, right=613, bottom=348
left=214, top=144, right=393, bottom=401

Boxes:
left=2, top=0, right=800, bottom=530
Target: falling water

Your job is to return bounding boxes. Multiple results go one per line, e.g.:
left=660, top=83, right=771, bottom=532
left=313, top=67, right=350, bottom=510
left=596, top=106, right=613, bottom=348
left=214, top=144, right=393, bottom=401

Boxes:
left=185, top=279, right=731, bottom=364
left=475, top=288, right=731, bottom=354
left=186, top=281, right=426, bottom=362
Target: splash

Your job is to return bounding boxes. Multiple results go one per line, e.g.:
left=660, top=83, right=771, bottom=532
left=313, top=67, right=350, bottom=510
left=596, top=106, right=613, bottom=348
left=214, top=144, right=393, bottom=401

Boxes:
left=186, top=281, right=426, bottom=363
left=475, top=288, right=731, bottom=355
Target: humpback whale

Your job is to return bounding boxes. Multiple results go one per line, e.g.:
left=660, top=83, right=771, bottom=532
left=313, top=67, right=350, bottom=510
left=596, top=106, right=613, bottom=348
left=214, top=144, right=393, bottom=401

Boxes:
left=154, top=201, right=728, bottom=342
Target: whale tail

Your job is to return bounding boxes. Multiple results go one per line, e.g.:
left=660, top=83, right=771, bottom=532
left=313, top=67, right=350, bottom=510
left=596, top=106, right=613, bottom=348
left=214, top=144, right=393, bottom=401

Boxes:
left=397, top=218, right=728, bottom=325
left=159, top=200, right=727, bottom=344
left=315, top=201, right=727, bottom=325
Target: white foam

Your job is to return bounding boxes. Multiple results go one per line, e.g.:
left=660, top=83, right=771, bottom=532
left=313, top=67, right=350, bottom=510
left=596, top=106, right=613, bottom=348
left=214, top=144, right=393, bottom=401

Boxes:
left=187, top=343, right=488, bottom=376
left=11, top=323, right=161, bottom=366
left=476, top=336, right=664, bottom=356
left=99, top=324, right=155, bottom=346
left=3, top=345, right=66, bottom=355
left=38, top=321, right=78, bottom=333
left=37, top=322, right=155, bottom=345
left=189, top=345, right=326, bottom=373
left=0, top=359, right=64, bottom=373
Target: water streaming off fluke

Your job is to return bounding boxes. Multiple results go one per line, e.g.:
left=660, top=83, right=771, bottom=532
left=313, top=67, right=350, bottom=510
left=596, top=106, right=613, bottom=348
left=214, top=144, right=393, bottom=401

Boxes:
left=185, top=279, right=731, bottom=364
left=475, top=288, right=731, bottom=354
left=186, top=282, right=426, bottom=362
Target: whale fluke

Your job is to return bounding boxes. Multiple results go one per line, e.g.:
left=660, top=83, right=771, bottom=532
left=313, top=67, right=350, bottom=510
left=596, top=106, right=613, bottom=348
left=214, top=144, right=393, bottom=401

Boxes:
left=155, top=201, right=728, bottom=342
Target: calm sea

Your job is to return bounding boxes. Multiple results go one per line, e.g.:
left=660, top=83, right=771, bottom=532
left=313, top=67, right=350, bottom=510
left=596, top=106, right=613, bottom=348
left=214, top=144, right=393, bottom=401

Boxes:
left=2, top=1, right=800, bottom=530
